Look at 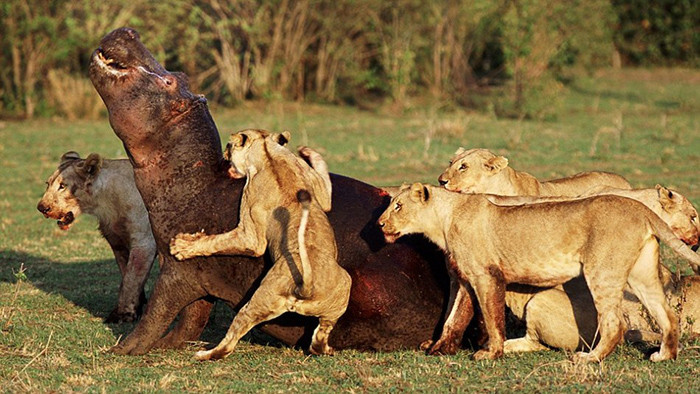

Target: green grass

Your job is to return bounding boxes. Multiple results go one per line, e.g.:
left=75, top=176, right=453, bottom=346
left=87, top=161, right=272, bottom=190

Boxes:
left=1, top=68, right=699, bottom=392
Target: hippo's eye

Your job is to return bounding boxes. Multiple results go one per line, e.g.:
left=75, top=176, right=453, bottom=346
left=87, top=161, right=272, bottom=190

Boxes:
left=459, top=163, right=467, bottom=171
left=394, top=202, right=402, bottom=212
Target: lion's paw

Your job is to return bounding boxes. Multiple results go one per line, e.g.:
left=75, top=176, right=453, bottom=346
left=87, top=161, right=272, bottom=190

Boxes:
left=572, top=351, right=600, bottom=363
left=473, top=349, right=501, bottom=360
left=169, top=231, right=207, bottom=260
left=427, top=338, right=459, bottom=356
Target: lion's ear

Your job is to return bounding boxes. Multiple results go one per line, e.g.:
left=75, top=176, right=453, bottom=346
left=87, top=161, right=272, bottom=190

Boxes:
left=60, top=151, right=81, bottom=165
left=656, top=184, right=675, bottom=210
left=273, top=130, right=291, bottom=146
left=224, top=142, right=233, bottom=161
left=409, top=183, right=430, bottom=203
left=454, top=147, right=466, bottom=156
left=230, top=132, right=248, bottom=148
left=76, top=153, right=103, bottom=179
left=484, top=155, right=508, bottom=173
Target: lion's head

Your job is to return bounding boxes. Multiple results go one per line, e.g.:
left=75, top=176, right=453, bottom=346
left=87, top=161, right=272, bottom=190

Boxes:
left=224, top=129, right=291, bottom=179
left=438, top=148, right=509, bottom=193
left=37, top=152, right=104, bottom=230
left=655, top=185, right=699, bottom=246
left=378, top=183, right=435, bottom=244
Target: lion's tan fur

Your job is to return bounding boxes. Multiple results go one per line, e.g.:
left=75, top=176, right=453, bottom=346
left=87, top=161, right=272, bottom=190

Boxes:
left=485, top=185, right=699, bottom=246
left=169, top=129, right=350, bottom=359
left=379, top=184, right=700, bottom=362
left=438, top=148, right=631, bottom=196
left=493, top=185, right=700, bottom=353
left=37, top=152, right=156, bottom=323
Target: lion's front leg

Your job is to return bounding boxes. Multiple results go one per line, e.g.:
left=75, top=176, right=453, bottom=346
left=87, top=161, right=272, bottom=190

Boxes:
left=470, top=266, right=507, bottom=360
left=170, top=224, right=266, bottom=261
left=427, top=266, right=475, bottom=355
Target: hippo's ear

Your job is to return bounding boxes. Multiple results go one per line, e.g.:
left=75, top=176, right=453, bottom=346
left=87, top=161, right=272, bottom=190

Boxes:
left=484, top=155, right=508, bottom=173
left=76, top=153, right=103, bottom=179
left=409, top=183, right=430, bottom=203
left=272, top=131, right=291, bottom=146
left=60, top=151, right=81, bottom=165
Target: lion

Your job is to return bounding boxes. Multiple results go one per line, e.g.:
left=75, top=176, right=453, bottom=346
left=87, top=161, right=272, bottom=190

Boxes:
left=378, top=183, right=700, bottom=362
left=169, top=129, right=351, bottom=360
left=437, top=148, right=631, bottom=196
left=37, top=151, right=157, bottom=323
left=486, top=185, right=700, bottom=353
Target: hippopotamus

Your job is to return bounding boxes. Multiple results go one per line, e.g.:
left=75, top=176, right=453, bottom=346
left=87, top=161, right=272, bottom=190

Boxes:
left=88, top=27, right=474, bottom=355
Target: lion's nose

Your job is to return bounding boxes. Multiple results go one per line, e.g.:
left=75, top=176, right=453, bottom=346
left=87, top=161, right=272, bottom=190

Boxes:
left=438, top=178, right=448, bottom=186
left=378, top=221, right=385, bottom=228
left=37, top=202, right=50, bottom=214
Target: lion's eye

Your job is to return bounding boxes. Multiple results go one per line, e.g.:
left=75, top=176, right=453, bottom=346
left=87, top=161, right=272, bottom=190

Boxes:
left=394, top=202, right=402, bottom=212
left=692, top=215, right=698, bottom=223
left=459, top=163, right=467, bottom=171
left=58, top=183, right=66, bottom=190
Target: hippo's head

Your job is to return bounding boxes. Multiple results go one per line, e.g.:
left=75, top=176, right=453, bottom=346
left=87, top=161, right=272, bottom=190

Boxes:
left=89, top=28, right=208, bottom=164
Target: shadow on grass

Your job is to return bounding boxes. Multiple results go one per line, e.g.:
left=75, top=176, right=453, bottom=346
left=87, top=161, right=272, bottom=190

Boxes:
left=0, top=249, right=281, bottom=347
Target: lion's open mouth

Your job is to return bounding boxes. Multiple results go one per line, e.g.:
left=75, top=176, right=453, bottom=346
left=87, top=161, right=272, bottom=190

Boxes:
left=57, top=212, right=75, bottom=230
left=227, top=166, right=245, bottom=179
left=383, top=231, right=401, bottom=244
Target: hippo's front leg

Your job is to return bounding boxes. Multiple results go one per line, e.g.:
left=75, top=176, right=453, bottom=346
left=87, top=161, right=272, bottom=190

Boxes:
left=111, top=261, right=207, bottom=355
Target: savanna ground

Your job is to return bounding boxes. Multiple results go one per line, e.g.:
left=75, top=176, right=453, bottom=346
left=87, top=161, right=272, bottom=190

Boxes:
left=1, top=69, right=699, bottom=392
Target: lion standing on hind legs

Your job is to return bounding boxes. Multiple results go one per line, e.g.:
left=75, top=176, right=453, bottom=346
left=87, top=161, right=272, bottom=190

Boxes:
left=170, top=129, right=350, bottom=359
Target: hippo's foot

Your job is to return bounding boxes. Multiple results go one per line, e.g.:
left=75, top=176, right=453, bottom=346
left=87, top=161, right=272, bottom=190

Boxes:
left=110, top=340, right=149, bottom=356
left=105, top=308, right=138, bottom=324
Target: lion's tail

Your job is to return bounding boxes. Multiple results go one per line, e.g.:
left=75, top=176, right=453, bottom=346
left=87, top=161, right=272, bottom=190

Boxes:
left=295, top=189, right=314, bottom=298
left=647, top=210, right=700, bottom=274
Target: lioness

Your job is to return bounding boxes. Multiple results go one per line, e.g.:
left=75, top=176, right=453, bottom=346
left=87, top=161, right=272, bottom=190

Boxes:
left=37, top=151, right=156, bottom=323
left=492, top=185, right=700, bottom=352
left=170, top=129, right=351, bottom=360
left=378, top=183, right=700, bottom=362
left=437, top=148, right=631, bottom=195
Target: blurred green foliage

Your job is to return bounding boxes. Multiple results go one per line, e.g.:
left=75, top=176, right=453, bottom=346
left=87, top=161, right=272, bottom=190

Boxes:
left=0, top=0, right=695, bottom=120
left=611, top=0, right=698, bottom=66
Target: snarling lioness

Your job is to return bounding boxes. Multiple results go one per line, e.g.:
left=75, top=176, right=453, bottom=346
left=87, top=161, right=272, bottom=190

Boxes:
left=37, top=152, right=156, bottom=323
left=170, top=129, right=350, bottom=360
left=491, top=185, right=700, bottom=353
left=378, top=183, right=700, bottom=362
left=438, top=148, right=631, bottom=195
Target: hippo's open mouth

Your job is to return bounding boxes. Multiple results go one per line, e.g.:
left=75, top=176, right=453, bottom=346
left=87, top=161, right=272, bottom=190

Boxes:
left=57, top=212, right=75, bottom=230
left=93, top=48, right=131, bottom=78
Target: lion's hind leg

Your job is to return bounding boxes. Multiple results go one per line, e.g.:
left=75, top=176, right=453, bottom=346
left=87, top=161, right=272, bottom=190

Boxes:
left=309, top=317, right=340, bottom=356
left=305, top=270, right=351, bottom=356
left=626, top=241, right=679, bottom=361
left=576, top=257, right=627, bottom=362
left=504, top=336, right=549, bottom=353
left=195, top=287, right=287, bottom=361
